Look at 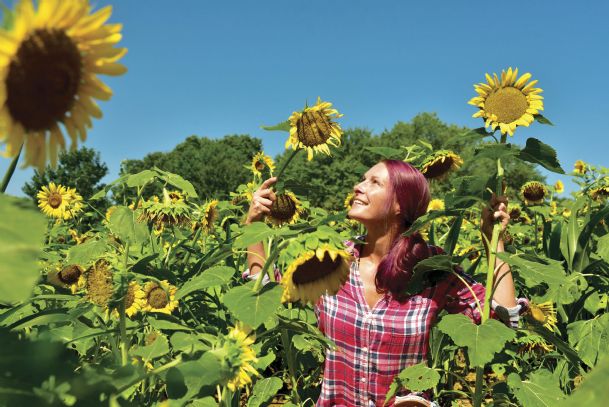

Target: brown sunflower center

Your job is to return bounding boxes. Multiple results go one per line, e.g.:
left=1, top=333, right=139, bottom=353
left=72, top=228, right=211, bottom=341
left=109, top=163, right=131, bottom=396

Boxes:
left=270, top=194, right=297, bottom=221
left=423, top=156, right=455, bottom=179
left=292, top=252, right=342, bottom=285
left=484, top=87, right=528, bottom=124
left=6, top=28, right=82, bottom=132
left=523, top=183, right=546, bottom=201
left=59, top=264, right=82, bottom=284
left=297, top=110, right=333, bottom=147
left=205, top=208, right=218, bottom=226
left=255, top=160, right=266, bottom=171
left=125, top=285, right=135, bottom=308
left=148, top=286, right=169, bottom=308
left=86, top=260, right=114, bottom=307
left=48, top=191, right=63, bottom=208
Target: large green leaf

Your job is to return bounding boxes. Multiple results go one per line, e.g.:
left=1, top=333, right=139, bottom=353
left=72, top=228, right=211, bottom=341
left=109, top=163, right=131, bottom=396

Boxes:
left=108, top=206, right=149, bottom=245
left=130, top=334, right=169, bottom=361
left=0, top=195, right=46, bottom=304
left=508, top=370, right=564, bottom=407
left=404, top=255, right=453, bottom=296
left=496, top=252, right=565, bottom=291
left=597, top=233, right=609, bottom=263
left=261, top=120, right=290, bottom=132
left=223, top=282, right=283, bottom=328
left=567, top=313, right=609, bottom=367
left=573, top=204, right=609, bottom=272
left=437, top=314, right=516, bottom=367
left=474, top=143, right=519, bottom=161
left=234, top=222, right=276, bottom=249
left=519, top=137, right=564, bottom=174
left=384, top=362, right=440, bottom=405
left=155, top=168, right=198, bottom=198
left=176, top=266, right=236, bottom=299
left=126, top=169, right=157, bottom=188
left=166, top=353, right=227, bottom=402
left=67, top=238, right=109, bottom=267
left=247, top=377, right=283, bottom=407
left=556, top=353, right=609, bottom=406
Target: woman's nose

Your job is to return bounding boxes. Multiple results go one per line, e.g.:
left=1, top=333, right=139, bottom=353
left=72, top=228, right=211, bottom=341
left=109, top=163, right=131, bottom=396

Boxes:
left=354, top=182, right=364, bottom=194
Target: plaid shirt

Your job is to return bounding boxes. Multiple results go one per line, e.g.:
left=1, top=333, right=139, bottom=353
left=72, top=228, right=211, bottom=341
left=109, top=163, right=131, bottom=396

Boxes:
left=313, top=241, right=528, bottom=407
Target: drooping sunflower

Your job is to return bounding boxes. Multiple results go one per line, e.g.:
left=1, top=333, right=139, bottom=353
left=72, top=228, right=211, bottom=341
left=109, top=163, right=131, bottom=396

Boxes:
left=468, top=67, right=544, bottom=136
left=222, top=323, right=259, bottom=392
left=517, top=333, right=553, bottom=355
left=520, top=181, right=547, bottom=206
left=250, top=152, right=275, bottom=178
left=554, top=180, right=564, bottom=194
left=139, top=189, right=191, bottom=229
left=589, top=178, right=609, bottom=202
left=47, top=263, right=85, bottom=294
left=112, top=280, right=146, bottom=318
left=0, top=0, right=127, bottom=169
left=281, top=245, right=352, bottom=304
left=427, top=198, right=445, bottom=212
left=167, top=191, right=184, bottom=203
left=286, top=97, right=344, bottom=161
left=85, top=259, right=114, bottom=308
left=65, top=187, right=84, bottom=218
left=267, top=191, right=304, bottom=226
left=420, top=150, right=463, bottom=180
left=573, top=160, right=587, bottom=175
left=192, top=199, right=219, bottom=234
left=37, top=182, right=70, bottom=218
left=143, top=280, right=178, bottom=314
left=527, top=301, right=558, bottom=332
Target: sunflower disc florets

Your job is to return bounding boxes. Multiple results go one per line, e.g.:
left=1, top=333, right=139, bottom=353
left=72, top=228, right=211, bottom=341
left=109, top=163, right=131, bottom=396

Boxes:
left=520, top=181, right=548, bottom=205
left=268, top=191, right=303, bottom=226
left=419, top=150, right=463, bottom=180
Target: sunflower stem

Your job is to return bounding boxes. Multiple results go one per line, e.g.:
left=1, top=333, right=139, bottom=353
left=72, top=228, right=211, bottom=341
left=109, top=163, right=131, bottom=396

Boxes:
left=275, top=149, right=301, bottom=185
left=119, top=241, right=130, bottom=367
left=280, top=328, right=301, bottom=404
left=0, top=143, right=23, bottom=193
left=252, top=240, right=289, bottom=292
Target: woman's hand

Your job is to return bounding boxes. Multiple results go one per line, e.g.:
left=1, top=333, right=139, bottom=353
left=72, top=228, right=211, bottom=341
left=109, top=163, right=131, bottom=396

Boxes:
left=481, top=194, right=510, bottom=246
left=245, top=177, right=277, bottom=224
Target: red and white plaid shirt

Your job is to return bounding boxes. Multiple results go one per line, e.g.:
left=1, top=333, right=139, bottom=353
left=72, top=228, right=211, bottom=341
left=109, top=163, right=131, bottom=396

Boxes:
left=313, top=240, right=527, bottom=407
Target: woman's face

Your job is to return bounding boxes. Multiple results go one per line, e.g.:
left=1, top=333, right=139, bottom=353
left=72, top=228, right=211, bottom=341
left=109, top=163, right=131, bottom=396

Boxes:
left=348, top=163, right=400, bottom=224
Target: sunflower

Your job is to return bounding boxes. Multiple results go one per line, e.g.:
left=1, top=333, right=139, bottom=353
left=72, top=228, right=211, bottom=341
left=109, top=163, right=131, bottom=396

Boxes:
left=573, top=160, right=587, bottom=175
left=85, top=259, right=113, bottom=307
left=562, top=208, right=572, bottom=218
left=589, top=179, right=609, bottom=202
left=250, top=152, right=275, bottom=178
left=527, top=301, right=558, bottom=331
left=420, top=150, right=463, bottom=180
left=281, top=244, right=352, bottom=304
left=167, top=191, right=184, bottom=203
left=468, top=67, right=544, bottom=136
left=0, top=0, right=127, bottom=169
left=221, top=323, right=259, bottom=392
left=427, top=198, right=445, bottom=212
left=105, top=205, right=118, bottom=222
left=112, top=280, right=146, bottom=318
left=344, top=192, right=354, bottom=211
left=550, top=201, right=558, bottom=216
left=143, top=280, right=178, bottom=314
left=37, top=182, right=71, bottom=219
left=517, top=333, right=553, bottom=355
left=286, top=97, right=344, bottom=161
left=520, top=181, right=547, bottom=205
left=65, top=187, right=84, bottom=217
left=139, top=189, right=191, bottom=229
left=457, top=245, right=481, bottom=262
left=554, top=180, right=564, bottom=194
left=267, top=191, right=304, bottom=226
left=47, top=263, right=85, bottom=294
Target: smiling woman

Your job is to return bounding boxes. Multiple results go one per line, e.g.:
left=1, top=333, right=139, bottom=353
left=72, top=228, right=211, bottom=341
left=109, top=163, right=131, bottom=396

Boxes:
left=244, top=159, right=528, bottom=406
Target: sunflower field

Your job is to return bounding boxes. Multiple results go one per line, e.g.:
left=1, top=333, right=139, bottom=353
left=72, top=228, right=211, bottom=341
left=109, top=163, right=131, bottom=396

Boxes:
left=1, top=1, right=609, bottom=407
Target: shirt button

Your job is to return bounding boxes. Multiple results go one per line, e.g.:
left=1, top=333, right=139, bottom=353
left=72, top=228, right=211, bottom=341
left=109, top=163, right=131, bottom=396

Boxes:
left=362, top=347, right=368, bottom=352
left=361, top=377, right=367, bottom=383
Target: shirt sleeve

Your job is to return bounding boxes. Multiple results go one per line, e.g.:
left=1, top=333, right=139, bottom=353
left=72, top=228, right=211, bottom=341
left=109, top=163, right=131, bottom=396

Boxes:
left=242, top=266, right=282, bottom=284
left=432, top=246, right=529, bottom=328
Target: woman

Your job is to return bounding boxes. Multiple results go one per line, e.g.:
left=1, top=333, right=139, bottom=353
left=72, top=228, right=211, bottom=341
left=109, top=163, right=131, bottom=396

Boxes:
left=244, top=160, right=527, bottom=407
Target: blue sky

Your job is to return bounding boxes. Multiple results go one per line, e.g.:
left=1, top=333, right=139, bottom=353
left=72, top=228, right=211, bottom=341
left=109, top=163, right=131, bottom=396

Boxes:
left=2, top=0, right=608, bottom=196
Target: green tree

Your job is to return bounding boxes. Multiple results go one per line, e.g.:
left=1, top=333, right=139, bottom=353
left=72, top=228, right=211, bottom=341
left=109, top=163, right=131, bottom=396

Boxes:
left=118, top=134, right=263, bottom=202
left=23, top=147, right=109, bottom=204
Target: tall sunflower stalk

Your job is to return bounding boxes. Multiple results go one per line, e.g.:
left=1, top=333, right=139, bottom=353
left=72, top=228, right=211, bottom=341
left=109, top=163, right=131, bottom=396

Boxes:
left=468, top=67, right=545, bottom=407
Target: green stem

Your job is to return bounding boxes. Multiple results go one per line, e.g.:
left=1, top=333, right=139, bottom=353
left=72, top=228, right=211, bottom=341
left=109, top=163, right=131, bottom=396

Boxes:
left=473, top=366, right=485, bottom=407
left=275, top=149, right=301, bottom=182
left=252, top=240, right=289, bottom=292
left=181, top=227, right=202, bottom=271
left=280, top=328, right=301, bottom=403
left=1, top=143, right=23, bottom=193
left=119, top=241, right=130, bottom=366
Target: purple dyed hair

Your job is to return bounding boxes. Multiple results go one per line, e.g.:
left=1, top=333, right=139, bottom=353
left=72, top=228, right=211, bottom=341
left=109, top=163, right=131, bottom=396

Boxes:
left=374, top=160, right=431, bottom=301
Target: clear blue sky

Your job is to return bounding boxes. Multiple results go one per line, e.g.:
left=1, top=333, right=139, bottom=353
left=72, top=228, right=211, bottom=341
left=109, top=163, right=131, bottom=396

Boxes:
left=2, top=0, right=608, bottom=196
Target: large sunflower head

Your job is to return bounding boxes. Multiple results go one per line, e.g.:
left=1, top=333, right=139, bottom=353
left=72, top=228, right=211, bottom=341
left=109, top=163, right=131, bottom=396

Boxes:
left=250, top=152, right=275, bottom=178
left=267, top=191, right=304, bottom=226
left=520, top=181, right=548, bottom=206
left=286, top=97, right=343, bottom=161
left=281, top=244, right=352, bottom=304
left=37, top=181, right=70, bottom=218
left=427, top=198, right=445, bottom=212
left=0, top=0, right=127, bottom=169
left=217, top=323, right=260, bottom=392
left=527, top=301, right=558, bottom=331
left=85, top=259, right=114, bottom=308
left=143, top=280, right=178, bottom=314
left=47, top=263, right=85, bottom=294
left=419, top=150, right=463, bottom=180
left=468, top=67, right=544, bottom=137
left=573, top=160, right=587, bottom=175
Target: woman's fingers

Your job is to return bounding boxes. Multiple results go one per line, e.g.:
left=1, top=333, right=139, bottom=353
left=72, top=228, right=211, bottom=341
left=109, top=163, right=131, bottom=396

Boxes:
left=260, top=177, right=277, bottom=189
left=255, top=197, right=273, bottom=207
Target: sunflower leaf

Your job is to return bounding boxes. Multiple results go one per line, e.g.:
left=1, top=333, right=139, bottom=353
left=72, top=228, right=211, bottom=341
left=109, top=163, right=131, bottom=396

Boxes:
left=67, top=238, right=109, bottom=267
left=446, top=127, right=490, bottom=146
left=223, top=282, right=283, bottom=328
left=131, top=334, right=170, bottom=361
left=108, top=206, right=149, bottom=245
left=234, top=222, right=276, bottom=248
left=364, top=146, right=404, bottom=160
left=437, top=314, right=516, bottom=367
left=474, top=143, right=519, bottom=161
left=247, top=377, right=284, bottom=407
left=567, top=313, right=609, bottom=367
left=176, top=266, right=236, bottom=299
left=385, top=363, right=441, bottom=404
left=507, top=370, right=564, bottom=407
left=261, top=120, right=291, bottom=132
left=534, top=114, right=554, bottom=126
left=496, top=252, right=565, bottom=292
left=126, top=169, right=157, bottom=188
left=0, top=195, right=46, bottom=305
left=519, top=137, right=565, bottom=174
